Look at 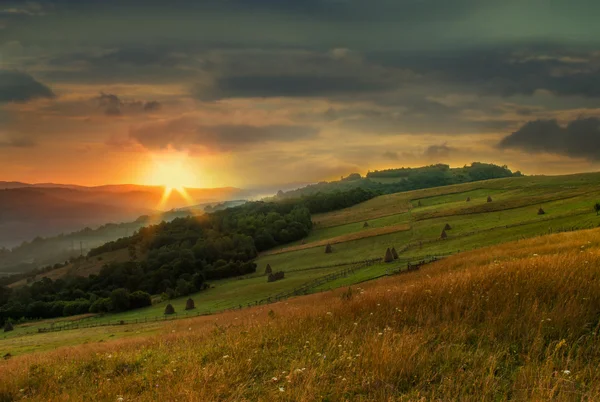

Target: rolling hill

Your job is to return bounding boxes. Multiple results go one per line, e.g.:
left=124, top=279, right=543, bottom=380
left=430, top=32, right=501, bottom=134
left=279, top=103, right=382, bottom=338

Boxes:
left=0, top=184, right=246, bottom=249
left=1, top=218, right=600, bottom=400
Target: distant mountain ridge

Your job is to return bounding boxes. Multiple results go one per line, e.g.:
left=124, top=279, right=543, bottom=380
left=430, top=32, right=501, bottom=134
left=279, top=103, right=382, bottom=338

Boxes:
left=0, top=183, right=246, bottom=249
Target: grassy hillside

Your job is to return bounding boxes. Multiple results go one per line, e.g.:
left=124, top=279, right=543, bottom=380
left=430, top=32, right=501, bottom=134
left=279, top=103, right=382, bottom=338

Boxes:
left=2, top=172, right=600, bottom=354
left=2, top=227, right=600, bottom=400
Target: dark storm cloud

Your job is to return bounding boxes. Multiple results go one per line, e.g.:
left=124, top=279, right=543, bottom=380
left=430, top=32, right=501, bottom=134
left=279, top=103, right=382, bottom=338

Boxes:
left=498, top=118, right=600, bottom=161
left=127, top=117, right=319, bottom=151
left=368, top=45, right=600, bottom=98
left=0, top=70, right=55, bottom=103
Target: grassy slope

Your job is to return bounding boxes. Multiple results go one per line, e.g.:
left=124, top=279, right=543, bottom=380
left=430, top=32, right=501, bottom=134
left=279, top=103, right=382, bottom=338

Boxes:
left=3, top=172, right=600, bottom=355
left=2, top=228, right=600, bottom=400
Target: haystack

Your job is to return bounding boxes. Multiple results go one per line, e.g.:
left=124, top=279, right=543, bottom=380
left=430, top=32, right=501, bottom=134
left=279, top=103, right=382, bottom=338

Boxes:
left=384, top=248, right=394, bottom=263
left=444, top=223, right=452, bottom=231
left=185, top=298, right=195, bottom=310
left=466, top=197, right=471, bottom=202
left=325, top=244, right=333, bottom=254
left=538, top=207, right=546, bottom=215
left=441, top=230, right=448, bottom=240
left=268, top=271, right=285, bottom=283
left=391, top=247, right=399, bottom=259
left=363, top=222, right=370, bottom=228
left=265, top=264, right=273, bottom=275
left=487, top=196, right=493, bottom=203
left=3, top=321, right=13, bottom=332
left=164, top=303, right=175, bottom=315
left=417, top=200, right=422, bottom=207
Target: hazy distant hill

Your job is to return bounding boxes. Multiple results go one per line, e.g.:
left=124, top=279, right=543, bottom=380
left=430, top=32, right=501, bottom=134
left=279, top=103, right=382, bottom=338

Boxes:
left=0, top=183, right=245, bottom=249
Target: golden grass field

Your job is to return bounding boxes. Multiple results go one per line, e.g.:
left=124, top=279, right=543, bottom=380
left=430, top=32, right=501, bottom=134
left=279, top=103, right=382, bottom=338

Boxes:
left=2, top=228, right=600, bottom=401
left=261, top=223, right=411, bottom=256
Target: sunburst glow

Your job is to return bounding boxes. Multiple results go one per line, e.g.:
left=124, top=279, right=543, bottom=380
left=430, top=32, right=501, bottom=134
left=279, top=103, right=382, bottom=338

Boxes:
left=144, top=153, right=198, bottom=209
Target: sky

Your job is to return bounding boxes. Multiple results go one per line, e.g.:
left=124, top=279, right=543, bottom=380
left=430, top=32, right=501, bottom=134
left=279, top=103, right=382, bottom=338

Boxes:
left=1, top=0, right=600, bottom=188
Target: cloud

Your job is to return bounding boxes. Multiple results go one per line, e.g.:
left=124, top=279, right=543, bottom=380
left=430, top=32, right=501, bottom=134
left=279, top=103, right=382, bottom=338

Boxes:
left=498, top=117, right=600, bottom=160
left=193, top=74, right=392, bottom=101
left=382, top=151, right=398, bottom=160
left=95, top=92, right=161, bottom=116
left=423, top=143, right=456, bottom=159
left=0, top=70, right=55, bottom=103
left=143, top=101, right=162, bottom=112
left=369, top=46, right=600, bottom=98
left=127, top=117, right=319, bottom=151
left=0, top=136, right=35, bottom=148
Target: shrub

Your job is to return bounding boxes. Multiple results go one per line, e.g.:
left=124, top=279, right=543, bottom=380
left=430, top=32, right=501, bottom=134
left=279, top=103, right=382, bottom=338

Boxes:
left=110, top=288, right=131, bottom=312
left=89, top=298, right=112, bottom=314
left=129, top=291, right=152, bottom=309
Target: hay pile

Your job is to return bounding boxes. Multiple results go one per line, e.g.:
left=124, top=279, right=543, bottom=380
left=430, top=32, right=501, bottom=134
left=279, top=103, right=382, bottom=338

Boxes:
left=444, top=223, right=452, bottom=231
left=384, top=248, right=394, bottom=263
left=325, top=244, right=333, bottom=254
left=538, top=207, right=546, bottom=215
left=267, top=271, right=285, bottom=283
left=3, top=321, right=13, bottom=332
left=265, top=264, right=273, bottom=275
left=441, top=230, right=448, bottom=240
left=391, top=247, right=399, bottom=259
left=164, top=304, right=175, bottom=315
left=487, top=196, right=493, bottom=203
left=185, top=298, right=195, bottom=310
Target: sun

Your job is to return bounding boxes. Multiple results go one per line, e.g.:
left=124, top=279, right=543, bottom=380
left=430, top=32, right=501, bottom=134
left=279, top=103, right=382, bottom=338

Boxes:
left=143, top=153, right=198, bottom=208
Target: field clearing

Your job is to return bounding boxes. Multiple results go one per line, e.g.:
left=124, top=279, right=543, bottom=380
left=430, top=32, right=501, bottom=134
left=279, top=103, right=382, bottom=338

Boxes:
left=261, top=223, right=411, bottom=256
left=3, top=229, right=600, bottom=400
left=4, top=172, right=600, bottom=362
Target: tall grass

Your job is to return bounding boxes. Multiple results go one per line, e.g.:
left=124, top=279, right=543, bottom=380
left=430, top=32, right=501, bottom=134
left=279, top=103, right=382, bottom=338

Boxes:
left=2, top=229, right=600, bottom=400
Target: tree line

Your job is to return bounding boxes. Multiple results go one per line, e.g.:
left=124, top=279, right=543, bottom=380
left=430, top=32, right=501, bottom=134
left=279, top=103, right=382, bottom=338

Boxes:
left=0, top=189, right=371, bottom=324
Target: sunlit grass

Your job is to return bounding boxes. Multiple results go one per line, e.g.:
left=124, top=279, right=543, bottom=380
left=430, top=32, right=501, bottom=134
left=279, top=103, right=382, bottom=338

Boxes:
left=2, top=229, right=600, bottom=400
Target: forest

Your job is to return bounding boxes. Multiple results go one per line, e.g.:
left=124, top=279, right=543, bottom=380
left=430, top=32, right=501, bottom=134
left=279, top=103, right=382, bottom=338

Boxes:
left=0, top=189, right=373, bottom=323
left=278, top=163, right=521, bottom=199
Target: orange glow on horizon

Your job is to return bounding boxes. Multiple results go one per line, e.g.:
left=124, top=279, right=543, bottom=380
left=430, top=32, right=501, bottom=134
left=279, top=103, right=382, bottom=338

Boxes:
left=142, top=152, right=200, bottom=210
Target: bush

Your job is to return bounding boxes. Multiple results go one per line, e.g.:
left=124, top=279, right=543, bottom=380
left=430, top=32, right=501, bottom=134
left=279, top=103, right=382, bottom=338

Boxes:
left=129, top=291, right=152, bottom=309
left=89, top=298, right=112, bottom=314
left=110, top=288, right=131, bottom=312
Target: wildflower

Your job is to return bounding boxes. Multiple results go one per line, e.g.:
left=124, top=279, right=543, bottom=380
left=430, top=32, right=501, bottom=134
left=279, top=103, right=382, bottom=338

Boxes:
left=378, top=333, right=383, bottom=336
left=117, top=397, right=124, bottom=402
left=107, top=354, right=113, bottom=359
left=326, top=312, right=332, bottom=315
left=189, top=327, right=192, bottom=331
left=223, top=355, right=230, bottom=359
left=279, top=386, right=285, bottom=392
left=272, top=377, right=278, bottom=382
left=19, top=389, right=25, bottom=393
left=563, top=370, right=571, bottom=375
left=354, top=322, right=358, bottom=326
